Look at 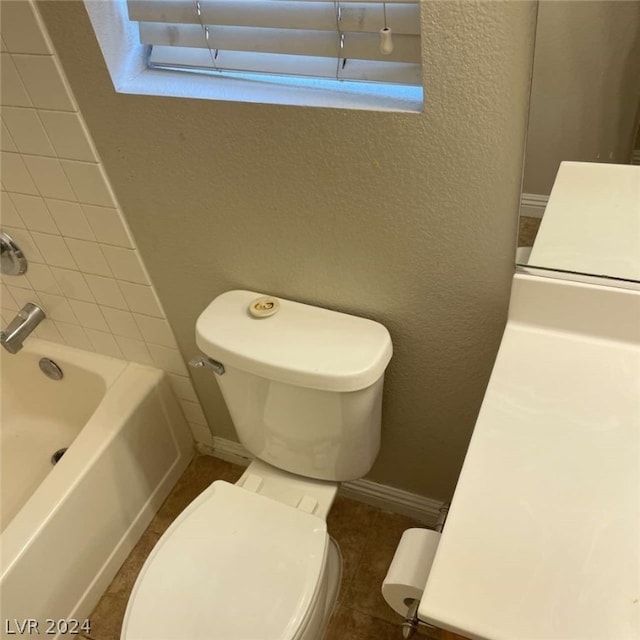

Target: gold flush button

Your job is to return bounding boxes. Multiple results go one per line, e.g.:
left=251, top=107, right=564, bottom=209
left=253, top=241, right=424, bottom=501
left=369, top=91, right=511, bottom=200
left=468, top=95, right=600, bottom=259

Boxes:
left=249, top=296, right=280, bottom=318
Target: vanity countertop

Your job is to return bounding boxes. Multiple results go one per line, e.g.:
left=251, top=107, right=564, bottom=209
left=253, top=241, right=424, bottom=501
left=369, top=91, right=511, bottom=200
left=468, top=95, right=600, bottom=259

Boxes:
left=419, top=274, right=640, bottom=640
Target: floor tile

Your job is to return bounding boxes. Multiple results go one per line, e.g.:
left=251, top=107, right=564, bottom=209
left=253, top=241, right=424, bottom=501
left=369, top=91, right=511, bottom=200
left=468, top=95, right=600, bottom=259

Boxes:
left=518, top=215, right=541, bottom=247
left=87, top=593, right=128, bottom=640
left=324, top=604, right=399, bottom=640
left=105, top=530, right=162, bottom=598
left=343, top=510, right=425, bottom=626
left=147, top=456, right=243, bottom=535
left=326, top=496, right=378, bottom=600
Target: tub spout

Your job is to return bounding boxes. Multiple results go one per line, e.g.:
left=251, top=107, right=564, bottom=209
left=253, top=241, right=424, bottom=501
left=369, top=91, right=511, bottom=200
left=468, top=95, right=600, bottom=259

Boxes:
left=1, top=302, right=45, bottom=353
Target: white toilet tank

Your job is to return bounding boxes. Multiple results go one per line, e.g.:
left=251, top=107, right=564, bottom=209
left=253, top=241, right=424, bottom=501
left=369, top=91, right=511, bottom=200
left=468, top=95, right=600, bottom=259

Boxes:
left=196, top=290, right=393, bottom=481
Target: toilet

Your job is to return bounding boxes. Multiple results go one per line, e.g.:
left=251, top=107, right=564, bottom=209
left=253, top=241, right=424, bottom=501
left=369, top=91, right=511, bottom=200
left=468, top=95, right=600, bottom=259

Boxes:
left=121, top=289, right=393, bottom=640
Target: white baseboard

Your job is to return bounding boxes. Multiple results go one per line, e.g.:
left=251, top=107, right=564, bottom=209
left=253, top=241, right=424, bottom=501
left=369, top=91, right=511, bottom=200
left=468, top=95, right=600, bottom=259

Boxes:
left=208, top=437, right=254, bottom=465
left=520, top=193, right=549, bottom=219
left=201, top=437, right=445, bottom=526
left=340, top=478, right=444, bottom=526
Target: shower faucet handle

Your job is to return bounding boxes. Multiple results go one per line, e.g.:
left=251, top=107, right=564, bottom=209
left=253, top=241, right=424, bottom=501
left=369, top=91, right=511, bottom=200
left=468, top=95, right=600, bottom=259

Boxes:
left=189, top=355, right=225, bottom=376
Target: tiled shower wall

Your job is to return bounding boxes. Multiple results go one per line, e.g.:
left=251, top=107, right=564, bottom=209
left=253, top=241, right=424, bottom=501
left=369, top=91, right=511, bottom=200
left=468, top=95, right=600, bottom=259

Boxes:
left=0, top=0, right=212, bottom=446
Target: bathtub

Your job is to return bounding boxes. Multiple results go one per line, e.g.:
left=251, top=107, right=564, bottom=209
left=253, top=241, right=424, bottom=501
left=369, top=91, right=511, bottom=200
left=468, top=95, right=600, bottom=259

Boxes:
left=0, top=339, right=194, bottom=639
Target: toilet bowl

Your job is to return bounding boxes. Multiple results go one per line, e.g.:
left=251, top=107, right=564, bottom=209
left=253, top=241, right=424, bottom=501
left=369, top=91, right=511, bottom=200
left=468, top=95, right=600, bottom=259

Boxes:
left=122, top=461, right=341, bottom=640
left=121, top=290, right=392, bottom=640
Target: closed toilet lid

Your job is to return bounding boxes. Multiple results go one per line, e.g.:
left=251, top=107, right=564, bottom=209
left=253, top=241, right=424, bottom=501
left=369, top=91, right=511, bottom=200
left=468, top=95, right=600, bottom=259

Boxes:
left=122, top=481, right=328, bottom=640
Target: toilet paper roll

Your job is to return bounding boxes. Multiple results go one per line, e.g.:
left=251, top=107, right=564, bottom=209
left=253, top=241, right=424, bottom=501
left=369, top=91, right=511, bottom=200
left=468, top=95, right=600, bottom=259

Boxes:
left=381, top=528, right=441, bottom=616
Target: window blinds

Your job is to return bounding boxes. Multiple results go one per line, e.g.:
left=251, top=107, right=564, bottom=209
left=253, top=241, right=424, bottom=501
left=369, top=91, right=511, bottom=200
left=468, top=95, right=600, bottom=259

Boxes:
left=127, top=0, right=422, bottom=86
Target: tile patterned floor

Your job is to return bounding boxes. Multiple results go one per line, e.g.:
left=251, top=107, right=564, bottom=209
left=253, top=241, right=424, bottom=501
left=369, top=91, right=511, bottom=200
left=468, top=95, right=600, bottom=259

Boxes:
left=518, top=215, right=542, bottom=248
left=80, top=455, right=468, bottom=640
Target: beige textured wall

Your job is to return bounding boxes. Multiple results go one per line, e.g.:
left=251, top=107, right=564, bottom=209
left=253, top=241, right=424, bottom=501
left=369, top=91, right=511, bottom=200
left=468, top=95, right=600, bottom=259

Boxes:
left=524, top=0, right=640, bottom=196
left=39, top=0, right=536, bottom=501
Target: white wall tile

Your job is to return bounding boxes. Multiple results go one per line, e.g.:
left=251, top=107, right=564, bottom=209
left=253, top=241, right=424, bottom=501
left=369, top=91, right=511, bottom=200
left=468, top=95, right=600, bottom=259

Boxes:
left=50, top=267, right=95, bottom=302
left=134, top=314, right=175, bottom=348
left=0, top=54, right=32, bottom=107
left=168, top=373, right=199, bottom=403
left=148, top=344, right=188, bottom=375
left=56, top=321, right=93, bottom=350
left=0, top=270, right=31, bottom=290
left=180, top=399, right=207, bottom=425
left=22, top=155, right=76, bottom=200
left=7, top=285, right=40, bottom=309
left=1, top=121, right=18, bottom=152
left=115, top=336, right=153, bottom=365
left=82, top=204, right=133, bottom=247
left=33, top=318, right=64, bottom=343
left=1, top=192, right=24, bottom=227
left=0, top=1, right=52, bottom=54
left=38, top=292, right=78, bottom=324
left=30, top=231, right=76, bottom=269
left=25, top=263, right=62, bottom=294
left=84, top=274, right=128, bottom=310
left=4, top=270, right=32, bottom=289
left=85, top=328, right=123, bottom=358
left=68, top=299, right=109, bottom=331
left=61, top=161, right=116, bottom=207
left=101, top=245, right=148, bottom=284
left=101, top=306, right=142, bottom=340
left=8, top=193, right=58, bottom=234
left=4, top=273, right=31, bottom=295
left=64, top=238, right=111, bottom=276
left=38, top=110, right=97, bottom=162
left=1, top=283, right=19, bottom=310
left=1, top=107, right=55, bottom=157
left=45, top=199, right=94, bottom=240
left=118, top=281, right=164, bottom=317
left=188, top=423, right=213, bottom=446
left=12, top=55, right=75, bottom=111
left=3, top=226, right=44, bottom=262
left=1, top=151, right=38, bottom=194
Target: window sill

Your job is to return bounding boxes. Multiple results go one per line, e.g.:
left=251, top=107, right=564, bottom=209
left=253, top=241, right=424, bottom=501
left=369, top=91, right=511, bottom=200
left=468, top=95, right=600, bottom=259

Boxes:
left=84, top=0, right=423, bottom=113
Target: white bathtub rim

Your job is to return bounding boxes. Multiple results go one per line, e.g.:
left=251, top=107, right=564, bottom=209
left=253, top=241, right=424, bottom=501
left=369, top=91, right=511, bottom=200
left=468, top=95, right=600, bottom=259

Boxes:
left=0, top=367, right=161, bottom=580
left=1, top=338, right=129, bottom=532
left=3, top=337, right=129, bottom=390
left=1, top=338, right=127, bottom=559
left=0, top=340, right=170, bottom=581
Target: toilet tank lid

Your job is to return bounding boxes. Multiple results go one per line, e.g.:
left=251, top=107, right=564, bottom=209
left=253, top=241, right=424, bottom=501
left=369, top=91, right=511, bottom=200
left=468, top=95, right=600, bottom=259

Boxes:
left=196, top=290, right=392, bottom=392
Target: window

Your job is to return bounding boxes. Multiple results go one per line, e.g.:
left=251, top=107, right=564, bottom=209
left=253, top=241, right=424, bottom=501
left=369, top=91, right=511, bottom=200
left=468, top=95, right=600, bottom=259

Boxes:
left=86, top=0, right=423, bottom=112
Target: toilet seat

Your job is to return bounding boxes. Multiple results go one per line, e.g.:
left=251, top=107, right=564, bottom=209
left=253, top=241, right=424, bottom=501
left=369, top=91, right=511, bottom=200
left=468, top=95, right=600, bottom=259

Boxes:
left=121, top=480, right=328, bottom=640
